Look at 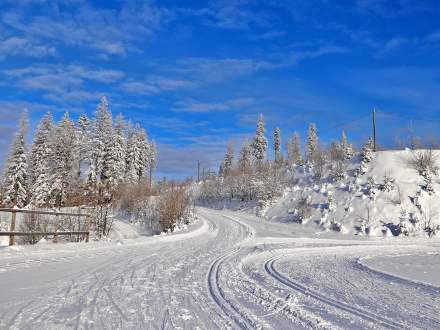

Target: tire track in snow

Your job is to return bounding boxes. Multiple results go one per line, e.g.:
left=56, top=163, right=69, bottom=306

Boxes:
left=207, top=247, right=256, bottom=330
left=264, top=256, right=406, bottom=330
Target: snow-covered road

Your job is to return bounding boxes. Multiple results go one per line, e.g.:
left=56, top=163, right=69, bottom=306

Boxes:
left=0, top=208, right=439, bottom=329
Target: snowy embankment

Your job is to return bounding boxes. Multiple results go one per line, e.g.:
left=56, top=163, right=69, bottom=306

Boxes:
left=265, top=149, right=440, bottom=237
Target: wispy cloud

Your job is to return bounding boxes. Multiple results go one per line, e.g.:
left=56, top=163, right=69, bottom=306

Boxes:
left=355, top=0, right=427, bottom=18
left=173, top=97, right=254, bottom=113
left=3, top=64, right=124, bottom=102
left=0, top=36, right=56, bottom=60
left=183, top=1, right=272, bottom=31
left=0, top=1, right=172, bottom=58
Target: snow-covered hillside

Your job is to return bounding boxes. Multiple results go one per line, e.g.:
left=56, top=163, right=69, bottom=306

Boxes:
left=264, top=150, right=440, bottom=237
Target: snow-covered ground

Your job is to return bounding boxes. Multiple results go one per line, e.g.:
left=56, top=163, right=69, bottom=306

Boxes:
left=0, top=207, right=439, bottom=329
left=264, top=150, right=440, bottom=238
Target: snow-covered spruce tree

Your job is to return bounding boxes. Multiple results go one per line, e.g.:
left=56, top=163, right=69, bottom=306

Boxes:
left=340, top=130, right=354, bottom=160
left=307, top=123, right=318, bottom=164
left=74, top=114, right=92, bottom=179
left=49, top=112, right=76, bottom=208
left=361, top=137, right=375, bottom=163
left=287, top=133, right=302, bottom=166
left=328, top=140, right=347, bottom=182
left=222, top=143, right=234, bottom=177
left=125, top=123, right=151, bottom=184
left=251, top=114, right=268, bottom=169
left=398, top=208, right=410, bottom=236
left=274, top=127, right=283, bottom=166
left=113, top=113, right=127, bottom=183
left=136, top=125, right=151, bottom=181
left=380, top=174, right=395, bottom=192
left=238, top=141, right=252, bottom=174
left=29, top=112, right=54, bottom=207
left=93, top=96, right=113, bottom=180
left=330, top=159, right=347, bottom=182
left=148, top=140, right=158, bottom=188
left=366, top=177, right=377, bottom=200
left=423, top=170, right=435, bottom=195
left=2, top=111, right=29, bottom=208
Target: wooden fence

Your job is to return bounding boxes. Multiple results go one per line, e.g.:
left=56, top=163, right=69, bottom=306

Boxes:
left=0, top=208, right=91, bottom=246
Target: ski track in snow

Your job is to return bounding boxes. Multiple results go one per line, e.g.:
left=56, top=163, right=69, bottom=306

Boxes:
left=0, top=207, right=439, bottom=329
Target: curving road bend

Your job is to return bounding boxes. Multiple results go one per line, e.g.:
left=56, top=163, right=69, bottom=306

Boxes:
left=0, top=207, right=439, bottom=329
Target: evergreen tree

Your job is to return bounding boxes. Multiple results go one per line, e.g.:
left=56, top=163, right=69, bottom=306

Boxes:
left=274, top=127, right=283, bottom=166
left=222, top=142, right=234, bottom=177
left=148, top=140, right=158, bottom=186
left=74, top=114, right=92, bottom=179
left=49, top=112, right=76, bottom=208
left=362, top=137, right=375, bottom=163
left=126, top=123, right=150, bottom=183
left=238, top=141, right=252, bottom=174
left=114, top=113, right=127, bottom=183
left=136, top=124, right=150, bottom=180
left=29, top=112, right=54, bottom=207
left=340, top=130, right=354, bottom=160
left=307, top=123, right=318, bottom=163
left=251, top=114, right=268, bottom=167
left=93, top=96, right=113, bottom=179
left=287, top=133, right=302, bottom=166
left=2, top=111, right=29, bottom=208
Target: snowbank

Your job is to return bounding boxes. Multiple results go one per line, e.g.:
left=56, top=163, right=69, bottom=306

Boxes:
left=264, top=150, right=440, bottom=237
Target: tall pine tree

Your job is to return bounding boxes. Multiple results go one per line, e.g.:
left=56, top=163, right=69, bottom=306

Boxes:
left=2, top=111, right=29, bottom=208
left=30, top=112, right=53, bottom=207
left=251, top=114, right=268, bottom=168
left=49, top=112, right=76, bottom=208
left=222, top=142, right=234, bottom=177
left=274, top=127, right=283, bottom=166
left=238, top=141, right=252, bottom=174
left=307, top=123, right=318, bottom=163
left=287, top=133, right=302, bottom=166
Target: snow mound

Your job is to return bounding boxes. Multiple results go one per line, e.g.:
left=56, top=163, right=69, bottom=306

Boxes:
left=264, top=150, right=440, bottom=237
left=108, top=219, right=141, bottom=240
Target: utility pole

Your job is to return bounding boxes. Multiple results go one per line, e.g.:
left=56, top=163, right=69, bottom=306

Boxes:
left=373, top=107, right=377, bottom=152
left=197, top=161, right=200, bottom=182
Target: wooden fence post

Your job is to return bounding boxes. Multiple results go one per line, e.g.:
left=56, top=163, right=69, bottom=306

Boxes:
left=9, top=209, right=17, bottom=246
left=53, top=213, right=59, bottom=243
left=85, top=214, right=90, bottom=243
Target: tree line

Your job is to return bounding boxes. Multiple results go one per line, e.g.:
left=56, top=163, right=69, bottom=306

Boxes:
left=198, top=114, right=375, bottom=207
left=1, top=96, right=157, bottom=210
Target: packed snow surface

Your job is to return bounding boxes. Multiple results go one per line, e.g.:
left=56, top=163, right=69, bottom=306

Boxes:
left=0, top=207, right=439, bottom=329
left=360, top=253, right=440, bottom=287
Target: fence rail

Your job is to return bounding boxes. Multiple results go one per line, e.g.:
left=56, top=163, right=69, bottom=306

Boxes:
left=0, top=231, right=89, bottom=236
left=0, top=208, right=91, bottom=245
left=0, top=208, right=90, bottom=217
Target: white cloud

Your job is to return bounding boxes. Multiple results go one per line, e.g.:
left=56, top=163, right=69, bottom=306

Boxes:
left=0, top=36, right=56, bottom=59
left=173, top=97, right=254, bottom=113
left=3, top=64, right=124, bottom=103
left=0, top=1, right=173, bottom=58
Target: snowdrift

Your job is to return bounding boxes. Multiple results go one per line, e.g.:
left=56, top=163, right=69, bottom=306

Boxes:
left=264, top=150, right=440, bottom=237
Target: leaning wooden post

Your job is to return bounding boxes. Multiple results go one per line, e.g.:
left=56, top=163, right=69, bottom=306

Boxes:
left=53, top=212, right=59, bottom=243
left=85, top=214, right=91, bottom=243
left=9, top=209, right=17, bottom=246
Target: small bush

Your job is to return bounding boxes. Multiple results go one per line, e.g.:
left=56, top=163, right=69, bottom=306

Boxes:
left=412, top=149, right=439, bottom=176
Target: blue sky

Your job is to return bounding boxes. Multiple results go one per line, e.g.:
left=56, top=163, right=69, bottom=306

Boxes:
left=1, top=0, right=440, bottom=178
